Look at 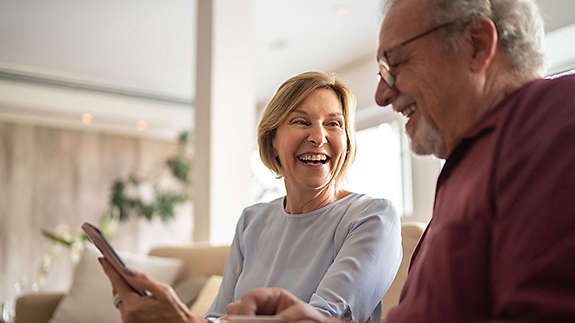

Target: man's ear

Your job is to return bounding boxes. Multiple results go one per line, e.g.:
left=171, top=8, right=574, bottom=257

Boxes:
left=468, top=17, right=498, bottom=73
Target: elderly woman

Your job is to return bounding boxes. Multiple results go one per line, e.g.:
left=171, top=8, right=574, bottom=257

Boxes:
left=100, top=71, right=402, bottom=323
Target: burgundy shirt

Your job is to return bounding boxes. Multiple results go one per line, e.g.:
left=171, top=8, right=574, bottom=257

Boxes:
left=387, top=75, right=575, bottom=323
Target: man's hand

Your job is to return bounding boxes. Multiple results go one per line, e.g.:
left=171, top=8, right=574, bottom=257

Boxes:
left=226, top=288, right=340, bottom=323
left=99, top=257, right=206, bottom=323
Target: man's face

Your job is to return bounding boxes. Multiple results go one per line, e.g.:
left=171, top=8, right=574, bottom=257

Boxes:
left=375, top=0, right=471, bottom=158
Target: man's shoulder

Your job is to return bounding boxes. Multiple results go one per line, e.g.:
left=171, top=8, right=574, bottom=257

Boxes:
left=543, top=74, right=575, bottom=89
left=498, top=75, right=575, bottom=144
left=512, top=75, right=575, bottom=112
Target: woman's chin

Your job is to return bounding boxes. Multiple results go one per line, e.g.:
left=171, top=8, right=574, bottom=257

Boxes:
left=297, top=178, right=333, bottom=191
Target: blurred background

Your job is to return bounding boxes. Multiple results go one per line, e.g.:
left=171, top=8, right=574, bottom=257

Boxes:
left=1, top=0, right=574, bottom=305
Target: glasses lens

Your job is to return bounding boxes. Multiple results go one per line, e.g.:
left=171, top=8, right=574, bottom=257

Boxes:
left=378, top=58, right=395, bottom=88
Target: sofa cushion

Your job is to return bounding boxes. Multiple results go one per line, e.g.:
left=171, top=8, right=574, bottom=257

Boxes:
left=14, top=292, right=65, bottom=323
left=48, top=245, right=182, bottom=323
left=380, top=222, right=426, bottom=318
left=173, top=275, right=210, bottom=307
left=189, top=275, right=223, bottom=317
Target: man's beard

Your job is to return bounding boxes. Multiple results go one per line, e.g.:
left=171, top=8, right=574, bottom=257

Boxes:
left=409, top=114, right=444, bottom=158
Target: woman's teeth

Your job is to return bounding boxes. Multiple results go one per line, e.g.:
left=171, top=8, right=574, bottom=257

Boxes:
left=298, top=154, right=328, bottom=163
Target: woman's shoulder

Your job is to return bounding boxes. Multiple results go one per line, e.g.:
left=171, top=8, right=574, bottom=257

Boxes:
left=239, top=196, right=284, bottom=222
left=344, top=192, right=394, bottom=213
left=243, top=196, right=283, bottom=211
left=338, top=192, right=398, bottom=227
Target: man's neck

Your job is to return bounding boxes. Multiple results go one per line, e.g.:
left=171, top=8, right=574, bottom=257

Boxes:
left=441, top=68, right=538, bottom=158
left=484, top=69, right=537, bottom=115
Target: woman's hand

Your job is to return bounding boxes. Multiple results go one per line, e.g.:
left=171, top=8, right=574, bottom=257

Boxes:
left=226, top=288, right=338, bottom=323
left=99, top=257, right=206, bottom=323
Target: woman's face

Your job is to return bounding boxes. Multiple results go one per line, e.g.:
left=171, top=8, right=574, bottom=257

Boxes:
left=273, top=88, right=348, bottom=192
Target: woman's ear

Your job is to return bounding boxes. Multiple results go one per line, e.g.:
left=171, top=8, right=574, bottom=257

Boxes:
left=468, top=17, right=498, bottom=73
left=272, top=145, right=281, bottom=168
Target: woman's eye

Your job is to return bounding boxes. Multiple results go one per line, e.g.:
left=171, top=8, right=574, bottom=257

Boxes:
left=291, top=119, right=308, bottom=125
left=327, top=121, right=343, bottom=127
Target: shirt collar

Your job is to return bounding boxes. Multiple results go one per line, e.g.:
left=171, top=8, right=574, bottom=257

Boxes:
left=437, top=79, right=539, bottom=187
left=449, top=78, right=539, bottom=154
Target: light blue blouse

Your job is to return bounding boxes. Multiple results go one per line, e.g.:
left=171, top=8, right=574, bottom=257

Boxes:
left=206, top=193, right=402, bottom=323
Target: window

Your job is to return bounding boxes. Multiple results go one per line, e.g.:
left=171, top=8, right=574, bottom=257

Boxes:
left=547, top=68, right=575, bottom=79
left=545, top=23, right=575, bottom=76
left=250, top=151, right=286, bottom=204
left=344, top=120, right=412, bottom=216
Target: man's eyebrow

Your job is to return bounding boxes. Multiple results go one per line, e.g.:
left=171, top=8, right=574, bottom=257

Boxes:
left=384, top=45, right=401, bottom=58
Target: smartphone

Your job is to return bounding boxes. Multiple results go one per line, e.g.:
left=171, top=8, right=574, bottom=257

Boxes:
left=227, top=316, right=282, bottom=323
left=81, top=222, right=146, bottom=296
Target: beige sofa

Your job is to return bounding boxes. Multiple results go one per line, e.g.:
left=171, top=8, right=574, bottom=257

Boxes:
left=14, top=223, right=424, bottom=323
left=14, top=245, right=230, bottom=323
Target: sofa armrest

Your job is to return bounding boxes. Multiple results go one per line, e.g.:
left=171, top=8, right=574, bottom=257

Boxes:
left=380, top=222, right=426, bottom=319
left=14, top=292, right=65, bottom=323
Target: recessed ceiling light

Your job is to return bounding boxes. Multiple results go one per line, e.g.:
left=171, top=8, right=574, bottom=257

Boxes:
left=137, top=120, right=148, bottom=131
left=82, top=113, right=93, bottom=124
left=268, top=39, right=289, bottom=51
left=336, top=6, right=348, bottom=16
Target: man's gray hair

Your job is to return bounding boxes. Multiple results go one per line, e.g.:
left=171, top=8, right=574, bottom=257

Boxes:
left=383, top=0, right=547, bottom=76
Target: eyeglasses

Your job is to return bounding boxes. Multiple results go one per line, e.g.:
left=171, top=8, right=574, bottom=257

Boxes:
left=378, top=21, right=457, bottom=88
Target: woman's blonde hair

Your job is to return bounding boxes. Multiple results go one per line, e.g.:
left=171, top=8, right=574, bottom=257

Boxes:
left=258, top=71, right=356, bottom=188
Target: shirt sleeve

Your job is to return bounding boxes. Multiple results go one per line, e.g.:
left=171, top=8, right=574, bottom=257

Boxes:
left=308, top=200, right=402, bottom=323
left=205, top=211, right=247, bottom=318
left=491, top=88, right=575, bottom=320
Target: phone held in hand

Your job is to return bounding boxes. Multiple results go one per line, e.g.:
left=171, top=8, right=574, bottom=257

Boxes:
left=81, top=222, right=147, bottom=296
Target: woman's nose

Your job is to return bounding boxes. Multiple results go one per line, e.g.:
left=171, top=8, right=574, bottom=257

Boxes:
left=307, top=125, right=327, bottom=146
left=375, top=78, right=399, bottom=107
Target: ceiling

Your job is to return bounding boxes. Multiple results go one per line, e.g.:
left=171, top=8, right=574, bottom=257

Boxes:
left=0, top=0, right=573, bottom=107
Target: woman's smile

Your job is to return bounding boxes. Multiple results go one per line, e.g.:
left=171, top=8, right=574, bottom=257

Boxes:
left=273, top=88, right=347, bottom=191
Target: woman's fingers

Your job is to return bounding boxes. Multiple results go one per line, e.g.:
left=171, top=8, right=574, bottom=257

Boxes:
left=99, top=257, right=135, bottom=297
left=226, top=288, right=329, bottom=323
left=226, top=288, right=286, bottom=315
left=226, top=299, right=257, bottom=316
left=99, top=257, right=197, bottom=323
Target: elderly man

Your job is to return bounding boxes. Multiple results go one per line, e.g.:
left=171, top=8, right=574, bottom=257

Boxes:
left=225, top=0, right=575, bottom=322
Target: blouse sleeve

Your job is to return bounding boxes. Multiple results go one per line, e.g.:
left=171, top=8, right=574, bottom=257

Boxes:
left=308, top=200, right=402, bottom=322
left=204, top=211, right=247, bottom=318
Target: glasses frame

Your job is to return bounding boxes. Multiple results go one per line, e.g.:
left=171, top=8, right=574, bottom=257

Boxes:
left=378, top=21, right=457, bottom=88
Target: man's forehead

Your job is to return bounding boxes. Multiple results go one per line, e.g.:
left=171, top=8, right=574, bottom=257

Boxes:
left=378, top=0, right=432, bottom=55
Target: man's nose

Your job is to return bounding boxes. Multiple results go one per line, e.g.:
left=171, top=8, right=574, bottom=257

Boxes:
left=375, top=78, right=399, bottom=107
